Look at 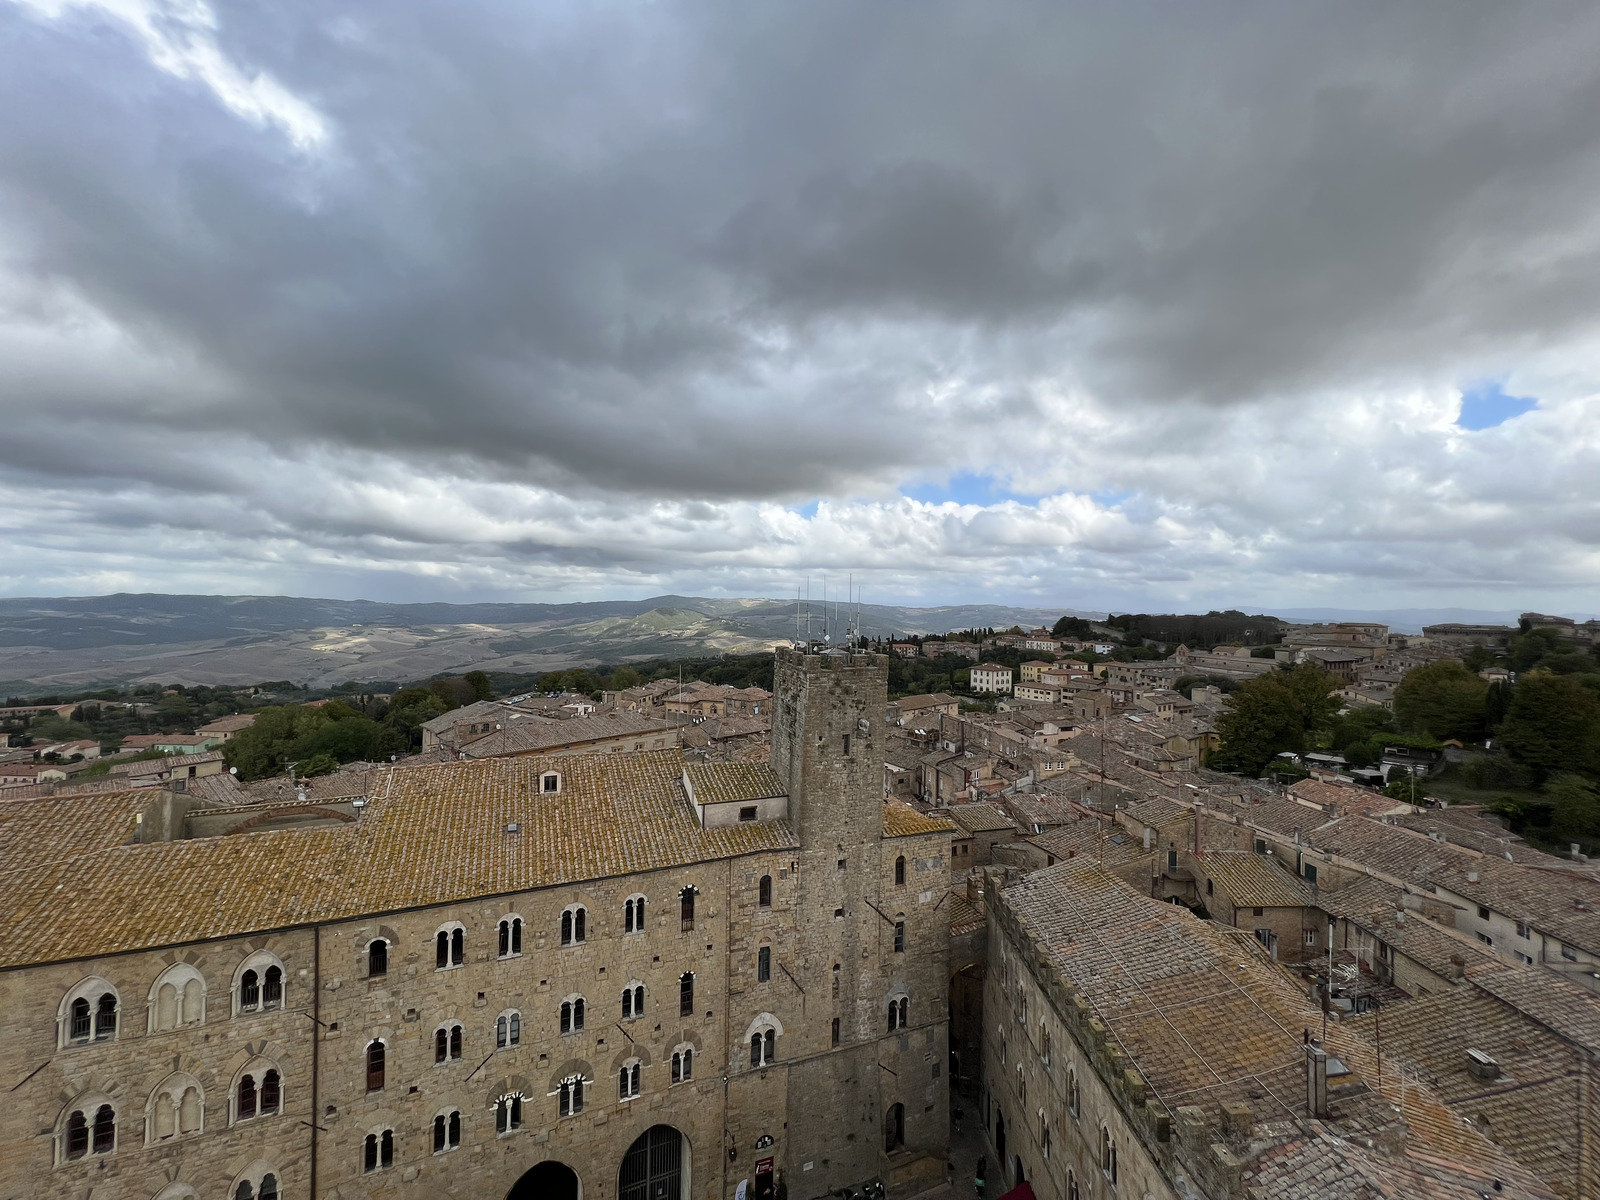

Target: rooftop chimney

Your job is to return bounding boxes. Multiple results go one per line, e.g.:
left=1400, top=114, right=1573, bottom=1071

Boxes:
left=1305, top=1042, right=1329, bottom=1117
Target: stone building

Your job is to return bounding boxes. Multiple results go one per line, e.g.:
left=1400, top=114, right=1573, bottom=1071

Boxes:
left=982, top=860, right=1560, bottom=1200
left=0, top=649, right=951, bottom=1200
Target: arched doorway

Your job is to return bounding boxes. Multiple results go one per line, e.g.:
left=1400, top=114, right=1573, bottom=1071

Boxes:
left=508, top=1160, right=580, bottom=1200
left=620, top=1125, right=687, bottom=1200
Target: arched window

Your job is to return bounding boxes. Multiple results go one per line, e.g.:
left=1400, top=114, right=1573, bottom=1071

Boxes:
left=884, top=1102, right=906, bottom=1152
left=619, top=1058, right=642, bottom=1100
left=435, top=1021, right=464, bottom=1062
left=496, top=1010, right=521, bottom=1049
left=832, top=1016, right=841, bottom=1046
left=498, top=916, right=523, bottom=957
left=887, top=994, right=909, bottom=1032
left=434, top=1109, right=462, bottom=1152
left=757, top=946, right=771, bottom=983
left=148, top=963, right=206, bottom=1032
left=146, top=1074, right=204, bottom=1142
left=1067, top=1170, right=1080, bottom=1200
left=59, top=978, right=119, bottom=1047
left=624, top=894, right=646, bottom=932
left=894, top=920, right=906, bottom=953
left=229, top=1164, right=281, bottom=1200
left=435, top=922, right=465, bottom=969
left=240, top=970, right=260, bottom=1011
left=560, top=904, right=588, bottom=946
left=365, top=1039, right=385, bottom=1091
left=671, top=1045, right=694, bottom=1083
left=621, top=983, right=645, bottom=1019
left=895, top=855, right=906, bottom=885
left=679, top=971, right=694, bottom=1016
left=231, top=1058, right=282, bottom=1123
left=832, top=962, right=841, bottom=999
left=363, top=1129, right=394, bottom=1172
left=557, top=1075, right=585, bottom=1116
left=1040, top=1110, right=1051, bottom=1159
left=367, top=938, right=389, bottom=977
left=560, top=995, right=586, bottom=1033
left=749, top=1027, right=777, bottom=1067
left=1068, top=1067, right=1081, bottom=1118
left=680, top=886, right=697, bottom=930
left=1041, top=1025, right=1051, bottom=1066
left=59, top=1097, right=117, bottom=1161
left=495, top=1093, right=523, bottom=1134
left=758, top=875, right=772, bottom=907
left=1100, top=1126, right=1118, bottom=1183
left=264, top=964, right=282, bottom=1007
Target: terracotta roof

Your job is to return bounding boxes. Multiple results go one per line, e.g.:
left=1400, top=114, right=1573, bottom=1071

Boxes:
left=1343, top=981, right=1596, bottom=1198
left=882, top=802, right=956, bottom=838
left=683, top=761, right=784, bottom=805
left=1196, top=850, right=1314, bottom=908
left=945, top=802, right=1017, bottom=834
left=0, top=750, right=798, bottom=970
left=197, top=714, right=256, bottom=734
left=462, top=710, right=678, bottom=757
left=999, top=861, right=1558, bottom=1200
left=947, top=891, right=985, bottom=936
left=1352, top=907, right=1499, bottom=982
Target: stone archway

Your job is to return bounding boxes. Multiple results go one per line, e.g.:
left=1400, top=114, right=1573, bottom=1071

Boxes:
left=507, top=1160, right=580, bottom=1200
left=620, top=1124, right=688, bottom=1200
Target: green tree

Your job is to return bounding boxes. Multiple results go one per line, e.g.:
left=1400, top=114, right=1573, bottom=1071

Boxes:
left=1547, top=773, right=1600, bottom=845
left=1214, top=665, right=1339, bottom=776
left=297, top=753, right=340, bottom=778
left=1051, top=616, right=1096, bottom=639
left=1284, top=664, right=1340, bottom=739
left=608, top=665, right=641, bottom=690
left=463, top=670, right=494, bottom=702
left=1393, top=660, right=1490, bottom=742
left=382, top=688, right=450, bottom=754
left=225, top=705, right=335, bottom=779
left=1498, top=672, right=1600, bottom=785
left=1215, top=676, right=1307, bottom=776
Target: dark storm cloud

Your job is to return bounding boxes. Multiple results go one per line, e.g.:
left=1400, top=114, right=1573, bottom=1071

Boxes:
left=2, top=0, right=1600, bottom=605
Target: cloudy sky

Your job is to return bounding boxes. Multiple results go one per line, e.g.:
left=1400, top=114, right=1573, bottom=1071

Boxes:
left=3, top=1, right=1599, bottom=613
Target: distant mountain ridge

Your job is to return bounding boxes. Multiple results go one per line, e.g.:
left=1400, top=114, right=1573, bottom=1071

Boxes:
left=0, top=592, right=1099, bottom=691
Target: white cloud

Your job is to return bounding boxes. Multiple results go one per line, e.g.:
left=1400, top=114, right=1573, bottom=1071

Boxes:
left=1, top=2, right=1600, bottom=611
left=9, top=0, right=326, bottom=147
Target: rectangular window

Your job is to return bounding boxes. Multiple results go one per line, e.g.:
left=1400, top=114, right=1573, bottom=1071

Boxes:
left=1167, top=849, right=1178, bottom=871
left=757, top=946, right=771, bottom=983
left=894, top=921, right=906, bottom=953
left=1516, top=922, right=1530, bottom=939
left=1303, top=863, right=1318, bottom=884
left=1563, top=945, right=1579, bottom=962
left=1304, top=929, right=1317, bottom=946
left=1517, top=952, right=1534, bottom=965
left=1477, top=905, right=1491, bottom=921
left=843, top=734, right=850, bottom=756
left=831, top=1017, right=841, bottom=1047
left=1477, top=932, right=1494, bottom=946
left=739, top=806, right=758, bottom=821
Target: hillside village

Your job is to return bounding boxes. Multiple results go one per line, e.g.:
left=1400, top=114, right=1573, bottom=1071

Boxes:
left=4, top=610, right=1600, bottom=1200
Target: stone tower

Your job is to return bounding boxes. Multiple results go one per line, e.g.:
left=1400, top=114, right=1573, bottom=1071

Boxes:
left=765, top=648, right=946, bottom=1198
left=771, top=645, right=885, bottom=848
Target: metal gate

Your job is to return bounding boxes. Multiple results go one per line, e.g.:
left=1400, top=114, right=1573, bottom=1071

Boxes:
left=619, top=1125, right=682, bottom=1200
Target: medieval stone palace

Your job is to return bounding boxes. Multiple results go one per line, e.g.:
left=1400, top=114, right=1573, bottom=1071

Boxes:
left=0, top=649, right=952, bottom=1200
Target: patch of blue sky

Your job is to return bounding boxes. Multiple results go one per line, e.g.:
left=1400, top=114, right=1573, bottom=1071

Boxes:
left=1090, top=488, right=1133, bottom=507
left=1457, top=379, right=1537, bottom=430
left=901, top=471, right=1041, bottom=506
left=788, top=500, right=821, bottom=519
